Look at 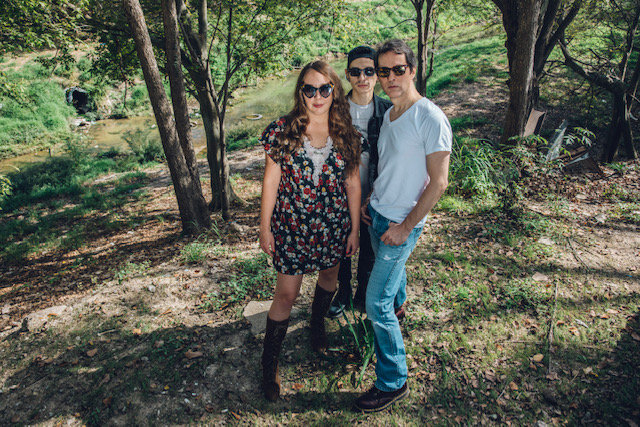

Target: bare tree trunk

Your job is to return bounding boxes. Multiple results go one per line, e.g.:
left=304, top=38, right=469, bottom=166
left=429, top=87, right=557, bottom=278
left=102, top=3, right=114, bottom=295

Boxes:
left=413, top=0, right=435, bottom=96
left=604, top=92, right=638, bottom=161
left=162, top=0, right=210, bottom=227
left=501, top=0, right=541, bottom=145
left=123, top=0, right=210, bottom=234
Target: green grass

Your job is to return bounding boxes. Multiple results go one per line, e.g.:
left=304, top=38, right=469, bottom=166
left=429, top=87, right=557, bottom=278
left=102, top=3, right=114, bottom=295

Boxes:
left=0, top=64, right=76, bottom=158
left=199, top=253, right=275, bottom=311
left=0, top=145, right=157, bottom=263
left=180, top=241, right=210, bottom=264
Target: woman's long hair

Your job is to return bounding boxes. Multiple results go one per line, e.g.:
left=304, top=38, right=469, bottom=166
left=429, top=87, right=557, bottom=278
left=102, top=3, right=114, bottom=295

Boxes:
left=274, top=60, right=360, bottom=174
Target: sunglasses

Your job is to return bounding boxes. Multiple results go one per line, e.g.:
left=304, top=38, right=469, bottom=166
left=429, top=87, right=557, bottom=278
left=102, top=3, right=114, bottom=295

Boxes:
left=347, top=67, right=376, bottom=77
left=301, top=83, right=334, bottom=98
left=376, top=64, right=410, bottom=78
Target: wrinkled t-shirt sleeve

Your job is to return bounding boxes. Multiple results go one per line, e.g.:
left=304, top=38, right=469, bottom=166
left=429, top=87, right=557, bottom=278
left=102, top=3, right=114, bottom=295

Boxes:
left=420, top=107, right=453, bottom=156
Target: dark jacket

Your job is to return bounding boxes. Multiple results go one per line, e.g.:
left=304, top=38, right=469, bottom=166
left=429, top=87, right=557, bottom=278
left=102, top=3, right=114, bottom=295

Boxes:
left=347, top=91, right=393, bottom=192
left=366, top=94, right=393, bottom=185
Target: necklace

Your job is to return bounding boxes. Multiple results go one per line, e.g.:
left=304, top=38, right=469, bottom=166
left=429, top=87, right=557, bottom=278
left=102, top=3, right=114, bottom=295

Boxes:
left=303, top=135, right=333, bottom=186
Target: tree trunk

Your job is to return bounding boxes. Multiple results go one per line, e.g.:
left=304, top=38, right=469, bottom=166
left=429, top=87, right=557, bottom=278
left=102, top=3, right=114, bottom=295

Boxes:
left=501, top=0, right=541, bottom=145
left=604, top=92, right=637, bottom=161
left=162, top=0, right=204, bottom=186
left=413, top=0, right=435, bottom=96
left=218, top=125, right=230, bottom=220
left=414, top=0, right=426, bottom=96
left=123, top=0, right=210, bottom=234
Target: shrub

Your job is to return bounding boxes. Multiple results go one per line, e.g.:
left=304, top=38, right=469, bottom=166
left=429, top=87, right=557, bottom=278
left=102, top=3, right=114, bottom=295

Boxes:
left=0, top=174, right=11, bottom=207
left=226, top=122, right=264, bottom=151
left=122, top=129, right=165, bottom=163
left=448, top=136, right=501, bottom=198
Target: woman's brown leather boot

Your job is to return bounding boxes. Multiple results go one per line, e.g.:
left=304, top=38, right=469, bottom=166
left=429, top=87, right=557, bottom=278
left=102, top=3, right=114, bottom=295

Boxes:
left=310, top=283, right=336, bottom=354
left=262, top=316, right=289, bottom=401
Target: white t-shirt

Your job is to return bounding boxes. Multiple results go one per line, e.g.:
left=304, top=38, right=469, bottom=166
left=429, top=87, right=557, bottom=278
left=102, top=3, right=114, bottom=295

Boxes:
left=349, top=99, right=375, bottom=202
left=369, top=97, right=452, bottom=227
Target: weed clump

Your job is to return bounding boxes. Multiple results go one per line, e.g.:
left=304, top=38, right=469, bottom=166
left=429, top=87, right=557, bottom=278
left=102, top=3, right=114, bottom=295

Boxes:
left=199, top=254, right=275, bottom=311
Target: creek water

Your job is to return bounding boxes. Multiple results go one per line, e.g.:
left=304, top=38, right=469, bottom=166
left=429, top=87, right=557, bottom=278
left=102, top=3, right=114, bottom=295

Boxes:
left=0, top=57, right=350, bottom=175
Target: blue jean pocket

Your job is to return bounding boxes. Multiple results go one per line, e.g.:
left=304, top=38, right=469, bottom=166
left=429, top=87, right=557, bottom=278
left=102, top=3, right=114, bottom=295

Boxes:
left=368, top=205, right=390, bottom=235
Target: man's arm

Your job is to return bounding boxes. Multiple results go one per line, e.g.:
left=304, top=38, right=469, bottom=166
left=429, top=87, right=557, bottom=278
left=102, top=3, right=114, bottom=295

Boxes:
left=380, top=150, right=450, bottom=246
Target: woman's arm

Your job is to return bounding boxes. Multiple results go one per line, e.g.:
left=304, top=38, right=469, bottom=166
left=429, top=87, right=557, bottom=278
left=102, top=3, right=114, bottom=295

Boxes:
left=259, top=154, right=282, bottom=256
left=344, top=167, right=361, bottom=256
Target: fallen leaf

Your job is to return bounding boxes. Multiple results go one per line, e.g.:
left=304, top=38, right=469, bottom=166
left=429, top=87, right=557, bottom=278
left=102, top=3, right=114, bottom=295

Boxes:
left=606, top=309, right=619, bottom=315
left=86, top=348, right=98, bottom=357
left=589, top=310, right=596, bottom=317
left=98, top=374, right=111, bottom=387
left=132, top=328, right=142, bottom=336
left=532, top=272, right=549, bottom=282
left=103, top=396, right=112, bottom=407
left=568, top=327, right=580, bottom=336
left=532, top=354, right=544, bottom=363
left=509, top=381, right=518, bottom=391
left=546, top=372, right=559, bottom=381
left=631, top=333, right=640, bottom=342
left=185, top=350, right=203, bottom=359
left=600, top=313, right=610, bottom=319
left=292, top=383, right=304, bottom=391
left=583, top=367, right=593, bottom=375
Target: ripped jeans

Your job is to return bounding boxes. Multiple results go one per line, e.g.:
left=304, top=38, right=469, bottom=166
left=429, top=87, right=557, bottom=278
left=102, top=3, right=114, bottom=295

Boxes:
left=366, top=205, right=423, bottom=391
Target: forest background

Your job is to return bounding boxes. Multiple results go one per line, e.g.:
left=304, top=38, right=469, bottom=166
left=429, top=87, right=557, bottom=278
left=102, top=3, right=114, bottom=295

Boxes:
left=0, top=0, right=638, bottom=425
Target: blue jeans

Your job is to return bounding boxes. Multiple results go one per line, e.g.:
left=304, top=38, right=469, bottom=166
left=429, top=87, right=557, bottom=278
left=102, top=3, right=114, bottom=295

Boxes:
left=366, top=206, right=422, bottom=391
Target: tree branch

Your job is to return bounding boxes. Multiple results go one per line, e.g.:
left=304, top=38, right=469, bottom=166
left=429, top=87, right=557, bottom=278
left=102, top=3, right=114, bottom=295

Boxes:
left=559, top=35, right=623, bottom=93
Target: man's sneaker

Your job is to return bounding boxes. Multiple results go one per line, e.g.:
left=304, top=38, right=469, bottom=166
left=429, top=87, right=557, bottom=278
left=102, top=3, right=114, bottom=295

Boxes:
left=354, top=382, right=409, bottom=413
left=326, top=299, right=345, bottom=318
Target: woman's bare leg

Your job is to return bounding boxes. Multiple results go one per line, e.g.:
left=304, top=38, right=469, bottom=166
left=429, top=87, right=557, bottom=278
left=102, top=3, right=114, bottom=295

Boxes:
left=268, top=273, right=304, bottom=321
left=317, top=263, right=340, bottom=293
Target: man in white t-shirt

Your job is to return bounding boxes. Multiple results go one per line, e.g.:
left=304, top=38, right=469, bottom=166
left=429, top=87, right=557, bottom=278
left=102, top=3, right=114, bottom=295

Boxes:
left=355, top=39, right=452, bottom=413
left=327, top=46, right=393, bottom=318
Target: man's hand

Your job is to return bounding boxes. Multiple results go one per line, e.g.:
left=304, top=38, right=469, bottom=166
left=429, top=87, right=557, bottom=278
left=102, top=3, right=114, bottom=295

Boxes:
left=345, top=230, right=359, bottom=257
left=360, top=204, right=372, bottom=226
left=259, top=229, right=275, bottom=256
left=381, top=222, right=411, bottom=246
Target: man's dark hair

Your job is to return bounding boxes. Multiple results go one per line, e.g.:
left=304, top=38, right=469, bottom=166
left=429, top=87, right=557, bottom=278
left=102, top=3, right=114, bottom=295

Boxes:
left=347, top=45, right=376, bottom=68
left=375, top=39, right=417, bottom=70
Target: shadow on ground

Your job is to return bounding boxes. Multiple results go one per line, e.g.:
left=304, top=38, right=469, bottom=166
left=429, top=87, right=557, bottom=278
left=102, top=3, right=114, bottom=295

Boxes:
left=0, top=314, right=362, bottom=425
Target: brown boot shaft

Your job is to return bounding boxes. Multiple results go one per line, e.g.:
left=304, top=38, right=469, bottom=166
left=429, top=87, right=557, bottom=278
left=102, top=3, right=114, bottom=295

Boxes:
left=262, top=316, right=289, bottom=401
left=310, top=283, right=336, bottom=354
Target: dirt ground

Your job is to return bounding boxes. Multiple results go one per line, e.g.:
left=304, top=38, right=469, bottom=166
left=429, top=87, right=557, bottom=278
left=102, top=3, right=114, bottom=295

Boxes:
left=0, top=78, right=639, bottom=425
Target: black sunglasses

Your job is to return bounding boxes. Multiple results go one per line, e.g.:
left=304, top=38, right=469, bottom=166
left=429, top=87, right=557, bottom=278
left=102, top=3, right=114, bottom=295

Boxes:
left=347, top=67, right=376, bottom=77
left=301, top=83, right=334, bottom=98
left=376, top=64, right=410, bottom=78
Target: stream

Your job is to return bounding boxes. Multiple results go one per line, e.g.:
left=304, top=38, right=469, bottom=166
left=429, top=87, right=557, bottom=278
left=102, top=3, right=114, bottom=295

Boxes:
left=0, top=57, right=349, bottom=175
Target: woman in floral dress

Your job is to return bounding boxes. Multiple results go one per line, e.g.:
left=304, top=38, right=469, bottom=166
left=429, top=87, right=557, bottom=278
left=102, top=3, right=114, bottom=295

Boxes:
left=259, top=60, right=362, bottom=401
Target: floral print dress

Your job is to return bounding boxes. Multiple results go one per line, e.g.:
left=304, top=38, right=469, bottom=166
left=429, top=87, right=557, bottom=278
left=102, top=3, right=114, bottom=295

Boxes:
left=260, top=117, right=353, bottom=275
